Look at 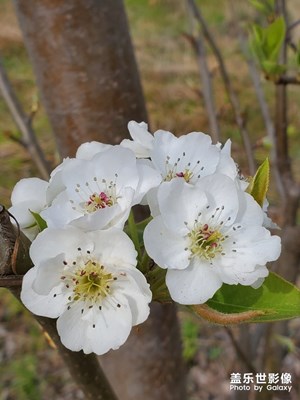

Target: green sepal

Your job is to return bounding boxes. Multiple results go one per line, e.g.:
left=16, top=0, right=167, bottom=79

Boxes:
left=29, top=210, right=47, bottom=232
left=246, top=158, right=269, bottom=207
left=206, top=272, right=300, bottom=323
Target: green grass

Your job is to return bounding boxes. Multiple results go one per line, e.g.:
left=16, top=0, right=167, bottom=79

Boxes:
left=181, top=318, right=200, bottom=363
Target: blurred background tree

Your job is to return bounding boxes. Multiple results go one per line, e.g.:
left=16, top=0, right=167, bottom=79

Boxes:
left=0, top=0, right=299, bottom=399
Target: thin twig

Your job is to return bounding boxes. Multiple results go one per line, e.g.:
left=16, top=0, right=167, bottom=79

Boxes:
left=274, top=75, right=300, bottom=85
left=236, top=27, right=286, bottom=201
left=224, top=327, right=257, bottom=374
left=185, top=3, right=220, bottom=142
left=187, top=0, right=256, bottom=175
left=0, top=57, right=51, bottom=180
left=286, top=19, right=300, bottom=34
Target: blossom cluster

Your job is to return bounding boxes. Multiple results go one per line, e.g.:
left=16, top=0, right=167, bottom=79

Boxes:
left=10, top=121, right=281, bottom=355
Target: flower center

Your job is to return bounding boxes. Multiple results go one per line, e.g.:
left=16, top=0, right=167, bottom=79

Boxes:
left=164, top=169, right=193, bottom=183
left=84, top=191, right=114, bottom=213
left=61, top=260, right=115, bottom=303
left=189, top=224, right=224, bottom=260
left=163, top=153, right=204, bottom=183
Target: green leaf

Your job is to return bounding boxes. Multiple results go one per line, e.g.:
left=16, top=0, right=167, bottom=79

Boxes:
left=246, top=158, right=269, bottom=206
left=249, top=17, right=286, bottom=76
left=249, top=0, right=275, bottom=15
left=29, top=210, right=47, bottom=232
left=206, top=272, right=300, bottom=323
left=261, top=60, right=286, bottom=77
left=264, top=16, right=286, bottom=61
left=249, top=25, right=266, bottom=63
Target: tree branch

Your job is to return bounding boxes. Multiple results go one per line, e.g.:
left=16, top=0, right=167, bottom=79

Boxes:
left=274, top=75, right=300, bottom=85
left=234, top=23, right=286, bottom=201
left=224, top=327, right=257, bottom=374
left=185, top=3, right=220, bottom=142
left=187, top=0, right=256, bottom=175
left=0, top=57, right=51, bottom=180
left=0, top=205, right=118, bottom=400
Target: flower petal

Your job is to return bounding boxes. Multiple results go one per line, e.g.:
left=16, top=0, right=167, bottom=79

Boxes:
left=166, top=258, right=223, bottom=304
left=76, top=142, right=112, bottom=160
left=11, top=178, right=48, bottom=205
left=158, top=179, right=208, bottom=234
left=87, top=228, right=137, bottom=268
left=144, top=216, right=190, bottom=270
left=21, top=267, right=68, bottom=318
left=29, top=226, right=93, bottom=265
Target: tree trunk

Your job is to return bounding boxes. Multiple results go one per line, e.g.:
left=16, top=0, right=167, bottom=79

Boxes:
left=13, top=1, right=186, bottom=399
left=13, top=0, right=147, bottom=157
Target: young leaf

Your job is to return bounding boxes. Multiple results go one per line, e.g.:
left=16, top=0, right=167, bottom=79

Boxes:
left=249, top=0, right=275, bottom=16
left=246, top=158, right=269, bottom=206
left=29, top=210, right=47, bottom=232
left=206, top=272, right=300, bottom=323
left=262, top=60, right=286, bottom=77
left=249, top=25, right=266, bottom=63
left=264, top=16, right=286, bottom=61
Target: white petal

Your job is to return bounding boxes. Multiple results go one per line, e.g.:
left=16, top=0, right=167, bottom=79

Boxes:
left=41, top=191, right=83, bottom=229
left=251, top=276, right=266, bottom=289
left=220, top=226, right=281, bottom=269
left=71, top=202, right=126, bottom=231
left=151, top=130, right=219, bottom=180
left=158, top=180, right=208, bottom=234
left=76, top=141, right=112, bottom=160
left=86, top=296, right=133, bottom=354
left=33, top=254, right=65, bottom=295
left=236, top=191, right=264, bottom=226
left=218, top=264, right=269, bottom=286
left=114, top=267, right=152, bottom=325
left=196, top=174, right=239, bottom=225
left=57, top=301, right=91, bottom=352
left=166, top=258, right=223, bottom=304
left=143, top=216, right=190, bottom=270
left=57, top=297, right=133, bottom=355
left=134, top=159, right=162, bottom=204
left=21, top=267, right=68, bottom=318
left=121, top=121, right=154, bottom=158
left=46, top=158, right=71, bottom=204
left=90, top=146, right=139, bottom=191
left=29, top=226, right=93, bottom=265
left=11, top=178, right=48, bottom=205
left=87, top=229, right=137, bottom=268
left=215, top=140, right=237, bottom=180
left=128, top=121, right=152, bottom=145
left=147, top=187, right=161, bottom=217
left=9, top=200, right=45, bottom=228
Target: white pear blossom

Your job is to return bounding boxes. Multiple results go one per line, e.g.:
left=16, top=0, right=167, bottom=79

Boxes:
left=21, top=226, right=152, bottom=355
left=144, top=175, right=281, bottom=305
left=144, top=129, right=237, bottom=215
left=121, top=121, right=154, bottom=158
left=9, top=178, right=48, bottom=241
left=41, top=146, right=160, bottom=231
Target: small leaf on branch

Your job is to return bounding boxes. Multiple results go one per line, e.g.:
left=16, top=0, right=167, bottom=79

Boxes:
left=29, top=210, right=47, bottom=232
left=249, top=16, right=286, bottom=77
left=246, top=157, right=269, bottom=206
left=205, top=272, right=300, bottom=323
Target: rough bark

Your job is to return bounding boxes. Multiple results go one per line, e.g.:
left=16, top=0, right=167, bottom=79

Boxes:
left=12, top=1, right=186, bottom=399
left=13, top=0, right=148, bottom=157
